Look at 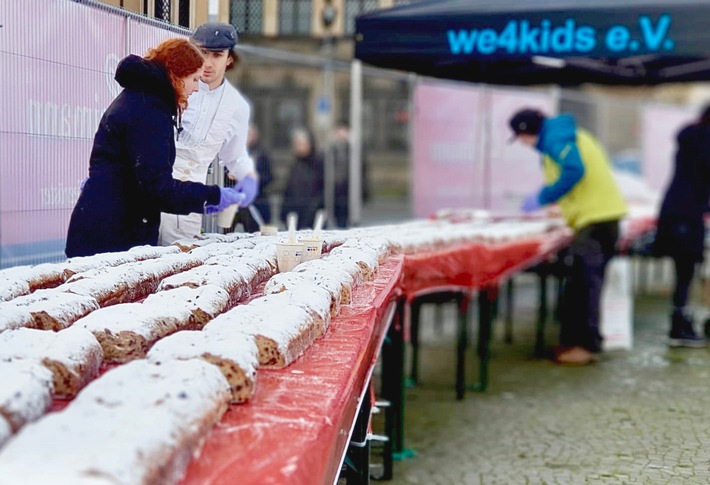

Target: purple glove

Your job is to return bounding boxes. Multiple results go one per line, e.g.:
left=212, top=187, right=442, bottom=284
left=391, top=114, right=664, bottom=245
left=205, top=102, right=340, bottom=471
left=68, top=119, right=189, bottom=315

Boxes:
left=205, top=187, right=246, bottom=214
left=521, top=193, right=542, bottom=213
left=234, top=175, right=258, bottom=206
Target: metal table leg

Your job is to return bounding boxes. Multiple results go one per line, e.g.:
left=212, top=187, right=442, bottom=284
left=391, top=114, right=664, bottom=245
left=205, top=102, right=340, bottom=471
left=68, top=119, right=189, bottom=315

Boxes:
left=504, top=279, right=514, bottom=344
left=455, top=293, right=470, bottom=400
left=469, top=287, right=496, bottom=393
left=344, top=380, right=373, bottom=484
left=381, top=297, right=414, bottom=462
left=408, top=299, right=421, bottom=386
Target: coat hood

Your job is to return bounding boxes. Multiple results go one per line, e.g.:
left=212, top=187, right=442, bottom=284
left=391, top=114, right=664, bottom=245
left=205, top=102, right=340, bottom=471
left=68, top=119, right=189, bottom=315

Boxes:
left=537, top=114, right=577, bottom=153
left=677, top=121, right=710, bottom=145
left=114, top=54, right=177, bottom=113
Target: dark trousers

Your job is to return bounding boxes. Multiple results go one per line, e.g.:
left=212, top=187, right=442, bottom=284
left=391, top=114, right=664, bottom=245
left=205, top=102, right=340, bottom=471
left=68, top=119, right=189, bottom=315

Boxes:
left=559, top=220, right=620, bottom=353
left=672, top=255, right=696, bottom=309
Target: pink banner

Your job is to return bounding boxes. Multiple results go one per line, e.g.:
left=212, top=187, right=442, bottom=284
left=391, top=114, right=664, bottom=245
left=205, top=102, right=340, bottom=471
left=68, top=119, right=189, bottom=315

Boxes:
left=412, top=81, right=552, bottom=217
left=412, top=82, right=484, bottom=217
left=0, top=0, right=186, bottom=266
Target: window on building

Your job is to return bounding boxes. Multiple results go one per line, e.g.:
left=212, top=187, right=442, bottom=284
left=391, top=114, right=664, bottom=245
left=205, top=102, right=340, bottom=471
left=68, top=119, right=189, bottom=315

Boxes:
left=339, top=86, right=410, bottom=152
left=154, top=0, right=171, bottom=22
left=178, top=0, right=190, bottom=27
left=344, top=0, right=379, bottom=35
left=230, top=0, right=264, bottom=34
left=279, top=0, right=312, bottom=36
left=242, top=85, right=309, bottom=150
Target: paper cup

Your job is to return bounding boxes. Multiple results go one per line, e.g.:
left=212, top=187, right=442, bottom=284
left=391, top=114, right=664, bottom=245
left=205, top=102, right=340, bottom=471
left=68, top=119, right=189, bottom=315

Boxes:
left=299, top=237, right=323, bottom=262
left=216, top=204, right=239, bottom=229
left=260, top=224, right=278, bottom=236
left=276, top=241, right=304, bottom=272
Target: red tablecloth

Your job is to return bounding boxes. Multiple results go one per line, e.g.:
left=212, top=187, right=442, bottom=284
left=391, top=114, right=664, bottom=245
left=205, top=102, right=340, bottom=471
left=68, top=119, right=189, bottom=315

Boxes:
left=618, top=215, right=657, bottom=253
left=180, top=256, right=403, bottom=485
left=401, top=230, right=572, bottom=300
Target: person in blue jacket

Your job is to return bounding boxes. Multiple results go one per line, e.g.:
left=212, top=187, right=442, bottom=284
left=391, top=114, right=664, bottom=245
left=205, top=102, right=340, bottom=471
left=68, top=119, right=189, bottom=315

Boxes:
left=65, top=38, right=242, bottom=258
left=653, top=107, right=710, bottom=348
left=510, top=109, right=627, bottom=365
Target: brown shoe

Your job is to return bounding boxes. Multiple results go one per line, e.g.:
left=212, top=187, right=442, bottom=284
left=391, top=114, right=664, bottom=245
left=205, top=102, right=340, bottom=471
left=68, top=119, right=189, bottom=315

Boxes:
left=554, top=346, right=599, bottom=365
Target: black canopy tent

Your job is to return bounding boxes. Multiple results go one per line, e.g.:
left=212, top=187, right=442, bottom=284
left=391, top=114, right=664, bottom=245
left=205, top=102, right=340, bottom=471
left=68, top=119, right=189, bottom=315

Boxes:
left=354, top=0, right=710, bottom=86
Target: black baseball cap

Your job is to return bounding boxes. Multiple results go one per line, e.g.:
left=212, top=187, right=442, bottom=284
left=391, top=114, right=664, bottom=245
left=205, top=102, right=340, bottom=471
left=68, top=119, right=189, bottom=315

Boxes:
left=191, top=23, right=238, bottom=51
left=508, top=109, right=545, bottom=141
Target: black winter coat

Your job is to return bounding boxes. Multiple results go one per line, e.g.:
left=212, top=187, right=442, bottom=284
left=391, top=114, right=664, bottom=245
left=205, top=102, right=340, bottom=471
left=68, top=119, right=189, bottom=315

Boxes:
left=653, top=122, right=710, bottom=260
left=65, top=55, right=220, bottom=257
left=281, top=152, right=325, bottom=230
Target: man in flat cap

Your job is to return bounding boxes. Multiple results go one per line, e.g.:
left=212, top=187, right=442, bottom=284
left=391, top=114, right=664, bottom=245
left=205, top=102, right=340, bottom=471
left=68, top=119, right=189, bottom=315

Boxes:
left=159, top=22, right=258, bottom=244
left=509, top=109, right=627, bottom=365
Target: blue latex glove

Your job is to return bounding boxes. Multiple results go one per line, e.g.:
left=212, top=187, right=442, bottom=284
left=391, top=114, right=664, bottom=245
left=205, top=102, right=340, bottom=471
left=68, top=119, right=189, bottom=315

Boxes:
left=235, top=175, right=258, bottom=206
left=205, top=187, right=246, bottom=214
left=521, top=193, right=542, bottom=213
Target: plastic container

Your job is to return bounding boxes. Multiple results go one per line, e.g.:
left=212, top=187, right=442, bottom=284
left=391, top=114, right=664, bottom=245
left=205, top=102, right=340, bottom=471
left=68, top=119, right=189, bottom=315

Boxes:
left=276, top=241, right=304, bottom=272
left=299, top=238, right=323, bottom=262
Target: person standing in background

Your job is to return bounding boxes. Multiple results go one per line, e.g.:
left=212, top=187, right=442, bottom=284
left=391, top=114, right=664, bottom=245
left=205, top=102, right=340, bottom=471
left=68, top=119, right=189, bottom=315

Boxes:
left=281, top=128, right=324, bottom=229
left=652, top=107, right=710, bottom=348
left=66, top=39, right=243, bottom=257
left=329, top=120, right=369, bottom=228
left=510, top=108, right=627, bottom=365
left=229, top=123, right=274, bottom=232
left=158, top=22, right=258, bottom=245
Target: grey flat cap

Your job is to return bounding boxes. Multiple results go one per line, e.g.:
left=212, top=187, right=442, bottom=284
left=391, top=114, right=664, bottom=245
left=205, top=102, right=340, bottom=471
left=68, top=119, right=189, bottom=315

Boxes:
left=191, top=23, right=238, bottom=51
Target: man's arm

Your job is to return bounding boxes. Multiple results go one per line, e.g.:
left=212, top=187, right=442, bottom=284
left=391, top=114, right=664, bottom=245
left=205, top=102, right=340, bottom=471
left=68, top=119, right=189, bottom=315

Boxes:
left=218, top=101, right=255, bottom=180
left=538, top=141, right=585, bottom=205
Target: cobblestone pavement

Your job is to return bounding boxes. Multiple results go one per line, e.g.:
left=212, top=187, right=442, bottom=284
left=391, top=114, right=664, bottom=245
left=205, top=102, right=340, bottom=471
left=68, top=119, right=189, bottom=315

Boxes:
left=382, top=282, right=710, bottom=485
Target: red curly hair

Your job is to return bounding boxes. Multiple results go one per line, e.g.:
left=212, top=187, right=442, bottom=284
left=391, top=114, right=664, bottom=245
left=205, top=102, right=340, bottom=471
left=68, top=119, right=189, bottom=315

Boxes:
left=144, top=38, right=204, bottom=111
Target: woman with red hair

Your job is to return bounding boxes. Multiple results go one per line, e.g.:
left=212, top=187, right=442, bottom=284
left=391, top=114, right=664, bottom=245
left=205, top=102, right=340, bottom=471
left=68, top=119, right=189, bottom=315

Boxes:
left=66, top=38, right=243, bottom=257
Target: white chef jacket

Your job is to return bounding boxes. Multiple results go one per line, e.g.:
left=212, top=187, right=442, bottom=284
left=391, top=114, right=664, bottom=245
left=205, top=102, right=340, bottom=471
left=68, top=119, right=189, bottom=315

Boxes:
left=158, top=79, right=255, bottom=245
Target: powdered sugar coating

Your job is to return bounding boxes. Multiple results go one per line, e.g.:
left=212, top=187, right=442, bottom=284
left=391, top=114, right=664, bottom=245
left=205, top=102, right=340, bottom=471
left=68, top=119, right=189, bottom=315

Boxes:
left=204, top=302, right=317, bottom=367
left=61, top=254, right=203, bottom=307
left=0, top=328, right=103, bottom=399
left=0, top=279, right=30, bottom=303
left=339, top=237, right=393, bottom=263
left=74, top=286, right=230, bottom=363
left=0, top=305, right=34, bottom=333
left=250, top=287, right=331, bottom=336
left=147, top=330, right=258, bottom=403
left=63, top=251, right=139, bottom=278
left=127, top=245, right=182, bottom=259
left=0, top=360, right=229, bottom=484
left=157, top=265, right=252, bottom=305
left=0, top=360, right=54, bottom=432
left=143, top=285, right=230, bottom=322
left=10, top=289, right=99, bottom=331
left=327, top=246, right=380, bottom=280
left=0, top=328, right=55, bottom=359
left=293, top=257, right=362, bottom=286
left=0, top=416, right=10, bottom=448
left=263, top=272, right=344, bottom=312
left=73, top=359, right=229, bottom=410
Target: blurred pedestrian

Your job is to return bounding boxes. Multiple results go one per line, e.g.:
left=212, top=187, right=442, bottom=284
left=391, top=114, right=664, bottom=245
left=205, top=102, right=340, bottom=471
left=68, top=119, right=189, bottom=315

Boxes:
left=66, top=38, right=243, bottom=257
left=281, top=128, right=324, bottom=229
left=328, top=120, right=369, bottom=228
left=230, top=123, right=274, bottom=232
left=652, top=106, right=710, bottom=348
left=158, top=22, right=257, bottom=245
left=509, top=108, right=627, bottom=365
